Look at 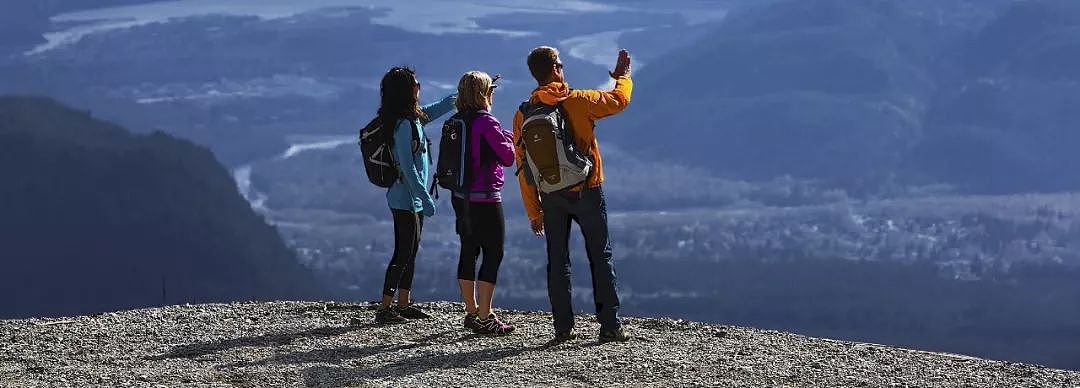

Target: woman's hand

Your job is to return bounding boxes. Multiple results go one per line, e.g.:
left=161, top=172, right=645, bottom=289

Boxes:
left=422, top=198, right=436, bottom=217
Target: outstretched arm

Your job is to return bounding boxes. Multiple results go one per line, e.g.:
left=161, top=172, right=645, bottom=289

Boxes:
left=421, top=93, right=457, bottom=124
left=582, top=49, right=634, bottom=120
left=580, top=76, right=633, bottom=121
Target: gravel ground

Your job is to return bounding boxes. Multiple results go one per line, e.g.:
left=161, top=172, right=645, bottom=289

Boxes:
left=1, top=301, right=1078, bottom=387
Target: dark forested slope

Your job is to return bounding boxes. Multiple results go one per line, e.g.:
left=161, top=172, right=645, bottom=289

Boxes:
left=0, top=96, right=326, bottom=318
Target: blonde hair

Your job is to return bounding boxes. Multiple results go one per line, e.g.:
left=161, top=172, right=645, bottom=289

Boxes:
left=456, top=71, right=493, bottom=112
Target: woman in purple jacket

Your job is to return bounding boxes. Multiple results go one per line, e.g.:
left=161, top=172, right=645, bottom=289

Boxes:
left=452, top=71, right=516, bottom=335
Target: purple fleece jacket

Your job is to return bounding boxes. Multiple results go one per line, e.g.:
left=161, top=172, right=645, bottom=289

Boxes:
left=468, top=111, right=515, bottom=202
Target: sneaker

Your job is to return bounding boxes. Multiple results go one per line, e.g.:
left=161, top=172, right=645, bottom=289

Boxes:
left=553, top=329, right=578, bottom=342
left=474, top=314, right=515, bottom=335
left=463, top=312, right=483, bottom=331
left=395, top=304, right=431, bottom=319
left=599, top=327, right=631, bottom=343
left=374, top=306, right=407, bottom=324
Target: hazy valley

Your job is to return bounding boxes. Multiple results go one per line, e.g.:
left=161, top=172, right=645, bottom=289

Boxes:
left=3, top=0, right=1080, bottom=371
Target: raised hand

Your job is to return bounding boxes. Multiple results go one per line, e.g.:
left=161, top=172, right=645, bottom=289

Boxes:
left=609, top=49, right=631, bottom=79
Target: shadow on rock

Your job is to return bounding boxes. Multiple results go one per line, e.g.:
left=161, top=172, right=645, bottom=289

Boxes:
left=222, top=329, right=460, bottom=368
left=221, top=344, right=399, bottom=368
left=150, top=325, right=369, bottom=360
left=301, top=346, right=534, bottom=386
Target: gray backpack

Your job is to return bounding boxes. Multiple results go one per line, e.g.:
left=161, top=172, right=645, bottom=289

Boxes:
left=516, top=101, right=593, bottom=193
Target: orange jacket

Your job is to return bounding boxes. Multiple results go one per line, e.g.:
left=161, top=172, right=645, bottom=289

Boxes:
left=513, top=76, right=634, bottom=222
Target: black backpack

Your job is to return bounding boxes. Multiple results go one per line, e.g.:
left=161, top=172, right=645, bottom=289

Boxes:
left=358, top=116, right=420, bottom=188
left=433, top=110, right=489, bottom=195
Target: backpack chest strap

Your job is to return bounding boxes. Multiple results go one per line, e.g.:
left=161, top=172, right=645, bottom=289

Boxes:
left=452, top=191, right=501, bottom=201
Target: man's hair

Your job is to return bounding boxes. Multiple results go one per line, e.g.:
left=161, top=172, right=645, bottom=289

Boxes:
left=527, top=46, right=560, bottom=84
left=455, top=71, right=493, bottom=112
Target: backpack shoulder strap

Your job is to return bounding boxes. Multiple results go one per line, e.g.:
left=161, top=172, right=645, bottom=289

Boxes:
left=460, top=109, right=481, bottom=125
left=465, top=110, right=494, bottom=132
left=554, top=101, right=574, bottom=136
left=407, top=118, right=420, bottom=152
left=554, top=100, right=593, bottom=160
left=409, top=118, right=419, bottom=141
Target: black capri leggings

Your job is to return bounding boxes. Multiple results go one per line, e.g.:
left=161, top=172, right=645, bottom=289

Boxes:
left=382, top=208, right=424, bottom=297
left=452, top=197, right=505, bottom=284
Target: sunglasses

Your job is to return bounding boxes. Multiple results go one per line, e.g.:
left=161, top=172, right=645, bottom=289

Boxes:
left=489, top=74, right=501, bottom=93
left=555, top=62, right=564, bottom=70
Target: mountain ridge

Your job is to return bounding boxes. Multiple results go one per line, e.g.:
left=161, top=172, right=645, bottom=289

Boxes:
left=0, top=96, right=327, bottom=319
left=607, top=0, right=1080, bottom=195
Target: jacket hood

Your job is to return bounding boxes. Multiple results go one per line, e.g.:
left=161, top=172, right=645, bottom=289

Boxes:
left=531, top=82, right=570, bottom=105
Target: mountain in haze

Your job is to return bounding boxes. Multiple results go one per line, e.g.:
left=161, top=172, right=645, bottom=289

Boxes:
left=917, top=0, right=1080, bottom=193
left=0, top=96, right=327, bottom=319
left=0, top=1, right=155, bottom=53
left=0, top=0, right=735, bottom=166
left=607, top=0, right=1080, bottom=196
left=609, top=0, right=937, bottom=177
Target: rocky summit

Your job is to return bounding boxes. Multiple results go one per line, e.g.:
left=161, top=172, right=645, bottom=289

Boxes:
left=1, top=301, right=1077, bottom=387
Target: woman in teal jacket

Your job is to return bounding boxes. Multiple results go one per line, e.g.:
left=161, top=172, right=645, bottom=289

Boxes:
left=375, top=66, right=456, bottom=324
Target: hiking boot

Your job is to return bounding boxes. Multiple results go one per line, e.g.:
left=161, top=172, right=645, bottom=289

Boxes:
left=474, top=314, right=515, bottom=335
left=395, top=304, right=431, bottom=319
left=374, top=306, right=407, bottom=324
left=463, top=312, right=483, bottom=331
left=553, top=329, right=578, bottom=342
left=599, top=327, right=631, bottom=343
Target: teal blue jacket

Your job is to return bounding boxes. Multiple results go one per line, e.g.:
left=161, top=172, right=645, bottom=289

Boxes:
left=387, top=93, right=456, bottom=214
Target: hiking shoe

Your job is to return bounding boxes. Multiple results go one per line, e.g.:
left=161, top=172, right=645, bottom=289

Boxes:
left=474, top=314, right=515, bottom=335
left=395, top=304, right=431, bottom=319
left=463, top=312, right=483, bottom=331
left=553, top=329, right=578, bottom=342
left=374, top=306, right=407, bottom=324
left=599, top=327, right=631, bottom=343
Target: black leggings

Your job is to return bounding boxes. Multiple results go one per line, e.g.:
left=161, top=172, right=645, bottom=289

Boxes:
left=382, top=209, right=424, bottom=297
left=452, top=197, right=505, bottom=284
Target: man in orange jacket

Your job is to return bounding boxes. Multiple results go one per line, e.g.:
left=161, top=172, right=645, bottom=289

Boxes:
left=513, top=46, right=633, bottom=342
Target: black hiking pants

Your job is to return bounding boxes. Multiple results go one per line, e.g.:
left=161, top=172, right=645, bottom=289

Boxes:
left=382, top=208, right=424, bottom=297
left=451, top=197, right=506, bottom=284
